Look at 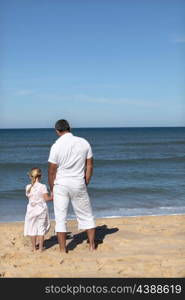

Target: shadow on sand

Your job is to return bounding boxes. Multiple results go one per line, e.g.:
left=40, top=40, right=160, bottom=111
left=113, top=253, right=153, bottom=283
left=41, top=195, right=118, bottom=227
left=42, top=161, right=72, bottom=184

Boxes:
left=44, top=225, right=119, bottom=251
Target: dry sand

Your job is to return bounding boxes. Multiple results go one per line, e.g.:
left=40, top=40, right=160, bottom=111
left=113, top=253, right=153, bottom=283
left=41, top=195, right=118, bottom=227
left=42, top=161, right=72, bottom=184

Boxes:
left=0, top=215, right=185, bottom=278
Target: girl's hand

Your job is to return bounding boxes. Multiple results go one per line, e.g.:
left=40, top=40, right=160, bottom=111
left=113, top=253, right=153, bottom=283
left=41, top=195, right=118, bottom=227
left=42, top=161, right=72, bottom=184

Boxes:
left=50, top=191, right=54, bottom=201
left=43, top=192, right=53, bottom=201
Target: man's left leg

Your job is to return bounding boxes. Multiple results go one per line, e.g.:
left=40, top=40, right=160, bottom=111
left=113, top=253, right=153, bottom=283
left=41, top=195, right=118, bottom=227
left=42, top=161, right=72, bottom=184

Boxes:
left=57, top=232, right=67, bottom=253
left=53, top=185, right=69, bottom=253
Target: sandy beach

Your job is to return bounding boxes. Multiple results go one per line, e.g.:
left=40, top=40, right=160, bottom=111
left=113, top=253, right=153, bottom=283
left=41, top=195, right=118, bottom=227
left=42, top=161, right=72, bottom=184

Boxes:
left=0, top=214, right=185, bottom=278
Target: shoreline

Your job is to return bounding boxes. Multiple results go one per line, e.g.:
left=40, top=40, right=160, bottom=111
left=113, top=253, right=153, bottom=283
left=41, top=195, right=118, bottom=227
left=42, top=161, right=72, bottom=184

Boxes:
left=0, top=214, right=185, bottom=278
left=1, top=212, right=185, bottom=224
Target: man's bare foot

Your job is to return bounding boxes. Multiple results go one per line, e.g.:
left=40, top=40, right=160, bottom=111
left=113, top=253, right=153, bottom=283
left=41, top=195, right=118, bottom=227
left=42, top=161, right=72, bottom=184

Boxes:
left=59, top=246, right=67, bottom=253
left=89, top=244, right=96, bottom=251
left=59, top=250, right=67, bottom=254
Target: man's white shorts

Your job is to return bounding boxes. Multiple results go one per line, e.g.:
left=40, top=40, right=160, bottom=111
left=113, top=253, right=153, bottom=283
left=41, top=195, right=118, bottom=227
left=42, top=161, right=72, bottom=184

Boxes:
left=53, top=183, right=95, bottom=232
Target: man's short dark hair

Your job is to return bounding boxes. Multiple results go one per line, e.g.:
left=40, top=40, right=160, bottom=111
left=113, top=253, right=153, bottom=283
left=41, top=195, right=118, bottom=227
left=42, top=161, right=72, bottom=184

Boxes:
left=55, top=119, right=70, bottom=132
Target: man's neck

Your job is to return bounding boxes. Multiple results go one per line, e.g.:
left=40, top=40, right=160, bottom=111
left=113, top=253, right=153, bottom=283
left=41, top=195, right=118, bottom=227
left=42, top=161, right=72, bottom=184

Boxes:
left=57, top=130, right=70, bottom=137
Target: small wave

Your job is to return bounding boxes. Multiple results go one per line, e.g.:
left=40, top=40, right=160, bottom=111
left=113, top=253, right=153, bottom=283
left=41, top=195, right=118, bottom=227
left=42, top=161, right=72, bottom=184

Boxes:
left=0, top=144, right=51, bottom=149
left=93, top=140, right=185, bottom=148
left=121, top=140, right=185, bottom=146
left=1, top=156, right=184, bottom=170
left=88, top=186, right=169, bottom=195
left=0, top=185, right=175, bottom=196
left=94, top=156, right=185, bottom=166
left=0, top=162, right=47, bottom=170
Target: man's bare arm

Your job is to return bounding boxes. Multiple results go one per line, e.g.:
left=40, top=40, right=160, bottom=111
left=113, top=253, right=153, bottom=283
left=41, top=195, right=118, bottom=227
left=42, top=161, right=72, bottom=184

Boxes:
left=48, top=162, right=57, bottom=192
left=85, top=157, right=93, bottom=185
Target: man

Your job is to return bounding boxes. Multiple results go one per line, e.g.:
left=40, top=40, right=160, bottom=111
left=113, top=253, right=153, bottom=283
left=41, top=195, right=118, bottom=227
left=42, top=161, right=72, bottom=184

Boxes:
left=48, top=119, right=95, bottom=252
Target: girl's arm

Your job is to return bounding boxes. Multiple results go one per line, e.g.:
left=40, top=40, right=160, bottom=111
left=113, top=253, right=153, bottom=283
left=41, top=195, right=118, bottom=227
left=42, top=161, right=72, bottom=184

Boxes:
left=43, top=193, right=53, bottom=201
left=25, top=185, right=31, bottom=197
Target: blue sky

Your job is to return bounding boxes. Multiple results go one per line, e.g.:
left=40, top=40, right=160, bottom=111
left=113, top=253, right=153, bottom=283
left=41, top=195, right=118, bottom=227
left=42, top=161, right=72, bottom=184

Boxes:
left=1, top=0, right=185, bottom=128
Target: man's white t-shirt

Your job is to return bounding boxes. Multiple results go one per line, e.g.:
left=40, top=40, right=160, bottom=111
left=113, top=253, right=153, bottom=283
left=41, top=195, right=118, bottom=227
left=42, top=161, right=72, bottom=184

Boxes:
left=48, top=132, right=93, bottom=186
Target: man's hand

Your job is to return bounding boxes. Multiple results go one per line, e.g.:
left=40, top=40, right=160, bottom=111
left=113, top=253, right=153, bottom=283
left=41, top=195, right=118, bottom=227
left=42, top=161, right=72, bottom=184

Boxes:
left=85, top=157, right=93, bottom=185
left=48, top=162, right=57, bottom=192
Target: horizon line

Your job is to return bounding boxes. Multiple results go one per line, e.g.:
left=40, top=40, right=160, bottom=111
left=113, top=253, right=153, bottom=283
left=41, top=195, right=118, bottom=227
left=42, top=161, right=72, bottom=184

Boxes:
left=0, top=125, right=185, bottom=130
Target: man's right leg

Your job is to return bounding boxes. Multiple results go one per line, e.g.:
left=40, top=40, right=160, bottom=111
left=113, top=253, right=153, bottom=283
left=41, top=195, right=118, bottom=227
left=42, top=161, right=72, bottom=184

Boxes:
left=53, top=185, right=69, bottom=253
left=86, top=228, right=96, bottom=250
left=71, top=185, right=96, bottom=251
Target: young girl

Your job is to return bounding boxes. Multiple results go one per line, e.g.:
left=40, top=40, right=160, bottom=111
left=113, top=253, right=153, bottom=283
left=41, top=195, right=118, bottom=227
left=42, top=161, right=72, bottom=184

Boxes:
left=24, top=167, right=52, bottom=252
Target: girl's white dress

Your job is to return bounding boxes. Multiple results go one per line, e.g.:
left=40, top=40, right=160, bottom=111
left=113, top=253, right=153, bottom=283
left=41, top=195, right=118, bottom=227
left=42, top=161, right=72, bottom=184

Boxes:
left=24, top=182, right=50, bottom=236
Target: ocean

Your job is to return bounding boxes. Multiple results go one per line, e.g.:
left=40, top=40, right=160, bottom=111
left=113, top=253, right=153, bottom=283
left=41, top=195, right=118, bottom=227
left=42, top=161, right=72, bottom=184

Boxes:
left=0, top=127, right=185, bottom=222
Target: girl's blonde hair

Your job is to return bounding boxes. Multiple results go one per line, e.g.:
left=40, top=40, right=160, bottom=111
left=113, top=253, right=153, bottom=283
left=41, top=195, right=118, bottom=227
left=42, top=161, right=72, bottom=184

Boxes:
left=28, top=167, right=42, bottom=193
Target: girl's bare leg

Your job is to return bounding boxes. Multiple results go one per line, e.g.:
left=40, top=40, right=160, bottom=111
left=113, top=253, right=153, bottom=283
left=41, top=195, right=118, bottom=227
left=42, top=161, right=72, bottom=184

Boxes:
left=31, top=236, right=37, bottom=252
left=37, top=235, right=44, bottom=251
left=36, top=236, right=40, bottom=248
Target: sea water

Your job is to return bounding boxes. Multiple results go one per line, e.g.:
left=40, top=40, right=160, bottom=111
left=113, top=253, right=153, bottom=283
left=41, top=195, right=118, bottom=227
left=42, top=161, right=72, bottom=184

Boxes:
left=0, top=127, right=185, bottom=222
